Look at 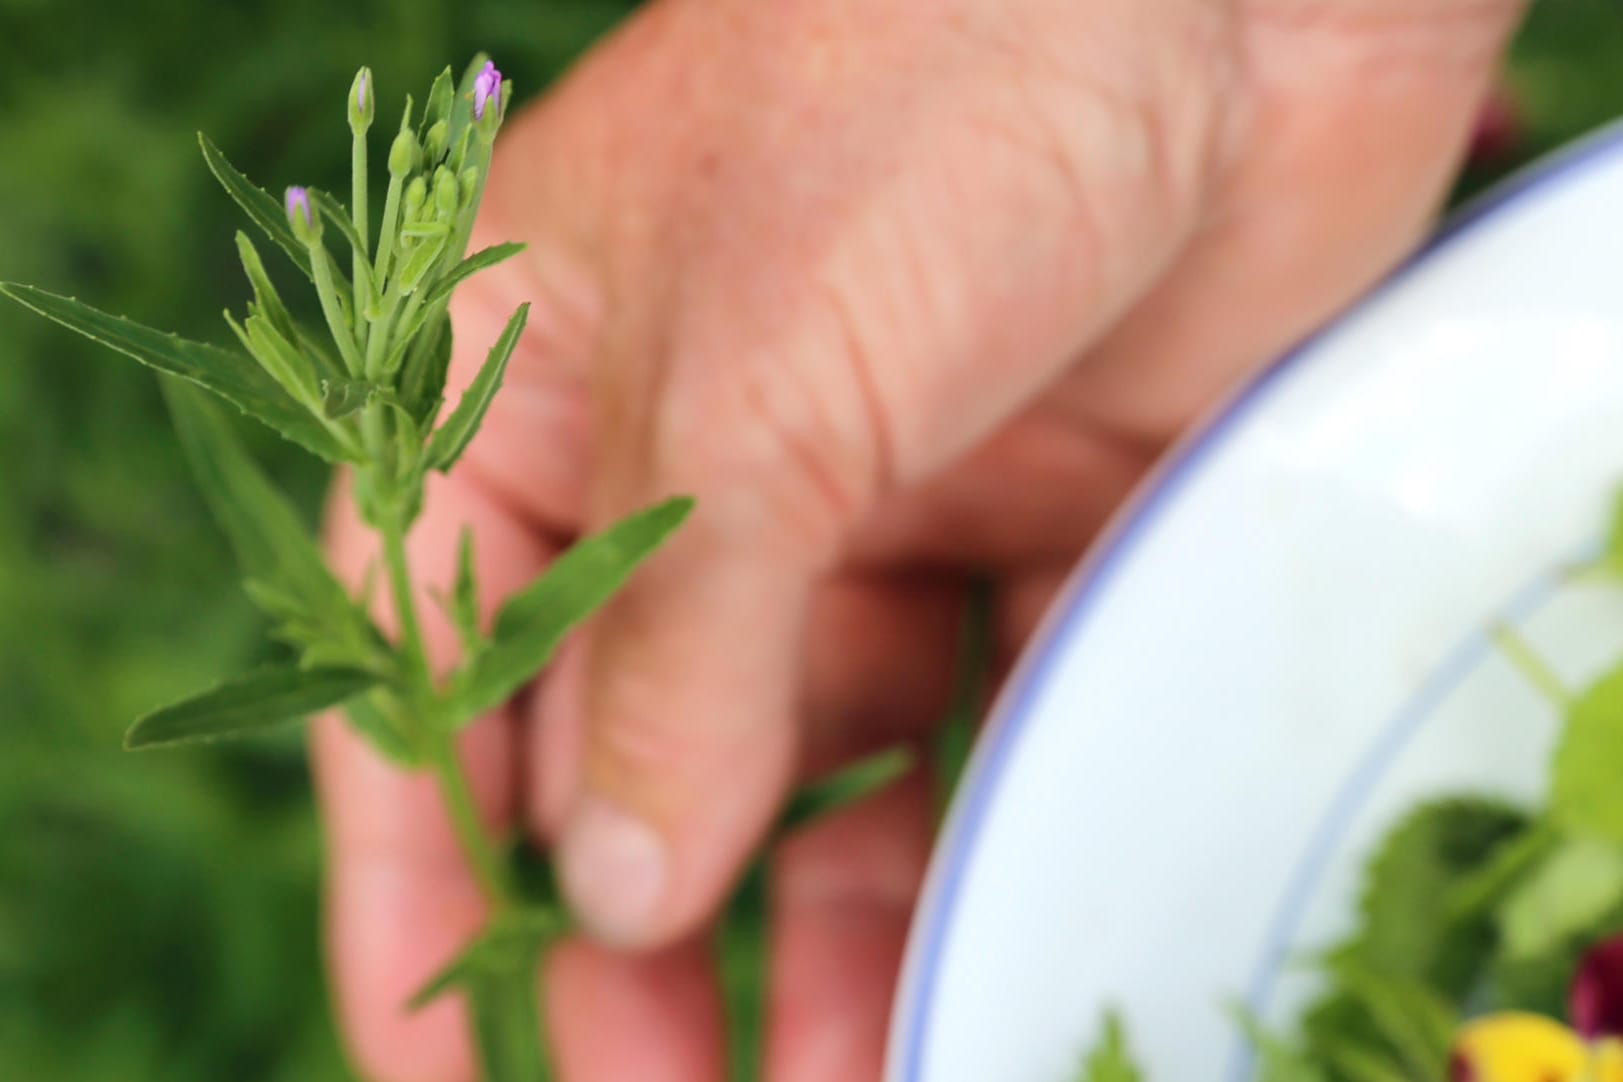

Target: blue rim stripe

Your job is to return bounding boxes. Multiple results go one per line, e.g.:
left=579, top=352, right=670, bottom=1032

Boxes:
left=897, top=117, right=1623, bottom=1082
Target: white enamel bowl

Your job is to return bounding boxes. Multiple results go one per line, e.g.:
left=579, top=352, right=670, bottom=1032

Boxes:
left=888, top=122, right=1623, bottom=1082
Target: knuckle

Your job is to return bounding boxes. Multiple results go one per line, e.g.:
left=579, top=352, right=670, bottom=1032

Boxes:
left=645, top=326, right=887, bottom=566
left=1243, top=0, right=1524, bottom=70
left=980, top=4, right=1238, bottom=217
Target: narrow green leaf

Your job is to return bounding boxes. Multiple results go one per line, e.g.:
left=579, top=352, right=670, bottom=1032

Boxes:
left=295, top=322, right=345, bottom=381
left=400, top=221, right=452, bottom=241
left=242, top=312, right=320, bottom=408
left=779, top=747, right=913, bottom=835
left=1318, top=1043, right=1409, bottom=1082
left=469, top=966, right=550, bottom=1082
left=308, top=189, right=365, bottom=257
left=1605, top=485, right=1623, bottom=575
left=453, top=526, right=482, bottom=652
left=937, top=580, right=994, bottom=822
left=408, top=908, right=563, bottom=1011
left=1446, top=821, right=1556, bottom=924
left=234, top=231, right=297, bottom=343
left=423, top=243, right=526, bottom=309
left=126, top=666, right=378, bottom=750
left=199, top=133, right=311, bottom=277
left=164, top=381, right=341, bottom=600
left=162, top=381, right=381, bottom=674
left=401, top=312, right=454, bottom=426
left=0, top=283, right=350, bottom=462
left=1315, top=962, right=1455, bottom=1079
left=423, top=67, right=455, bottom=132
left=425, top=303, right=528, bottom=472
left=454, top=497, right=695, bottom=720
left=321, top=377, right=375, bottom=420
left=1228, top=1005, right=1328, bottom=1082
left=343, top=691, right=418, bottom=767
left=395, top=232, right=449, bottom=295
left=1553, top=659, right=1623, bottom=843
left=446, top=53, right=489, bottom=153
left=1075, top=1012, right=1142, bottom=1082
left=1498, top=834, right=1623, bottom=960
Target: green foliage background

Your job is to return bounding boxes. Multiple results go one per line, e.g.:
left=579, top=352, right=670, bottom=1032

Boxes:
left=0, top=2, right=1618, bottom=1079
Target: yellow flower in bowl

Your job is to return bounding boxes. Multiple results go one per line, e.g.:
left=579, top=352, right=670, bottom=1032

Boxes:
left=1451, top=1014, right=1623, bottom=1081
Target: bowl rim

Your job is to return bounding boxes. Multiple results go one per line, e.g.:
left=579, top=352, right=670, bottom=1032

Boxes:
left=889, top=116, right=1623, bottom=1082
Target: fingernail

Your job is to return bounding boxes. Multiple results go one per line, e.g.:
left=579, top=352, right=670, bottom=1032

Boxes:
left=558, top=795, right=668, bottom=945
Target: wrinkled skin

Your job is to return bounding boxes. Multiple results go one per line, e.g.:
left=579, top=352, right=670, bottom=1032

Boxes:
left=314, top=2, right=1529, bottom=1079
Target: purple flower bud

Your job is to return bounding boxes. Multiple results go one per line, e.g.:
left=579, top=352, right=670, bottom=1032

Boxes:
left=1573, top=934, right=1623, bottom=1039
left=473, top=60, right=502, bottom=122
left=349, top=67, right=375, bottom=131
left=285, top=186, right=312, bottom=228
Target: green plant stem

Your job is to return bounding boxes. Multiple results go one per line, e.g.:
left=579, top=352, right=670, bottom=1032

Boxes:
left=373, top=171, right=405, bottom=299
left=378, top=496, right=514, bottom=911
left=1492, top=623, right=1572, bottom=709
left=451, top=140, right=493, bottom=262
left=364, top=287, right=404, bottom=379
left=309, top=246, right=366, bottom=375
left=380, top=509, right=431, bottom=696
left=427, top=733, right=513, bottom=909
left=352, top=130, right=369, bottom=298
left=382, top=289, right=427, bottom=377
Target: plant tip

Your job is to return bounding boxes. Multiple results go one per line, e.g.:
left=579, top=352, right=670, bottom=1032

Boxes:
left=284, top=186, right=311, bottom=227
left=473, top=60, right=503, bottom=121
left=349, top=67, right=374, bottom=130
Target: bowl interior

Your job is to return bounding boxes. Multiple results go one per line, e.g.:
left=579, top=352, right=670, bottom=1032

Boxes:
left=888, top=122, right=1623, bottom=1082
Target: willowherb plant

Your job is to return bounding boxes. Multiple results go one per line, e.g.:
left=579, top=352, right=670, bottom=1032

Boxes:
left=0, top=56, right=692, bottom=1080
left=1, top=54, right=921, bottom=1081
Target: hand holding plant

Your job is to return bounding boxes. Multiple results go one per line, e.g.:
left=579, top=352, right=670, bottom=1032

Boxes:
left=4, top=0, right=1531, bottom=1075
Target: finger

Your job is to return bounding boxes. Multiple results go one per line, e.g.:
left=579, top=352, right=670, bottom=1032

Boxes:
left=547, top=491, right=973, bottom=947
left=766, top=771, right=935, bottom=1082
left=541, top=0, right=1234, bottom=950
left=313, top=472, right=554, bottom=1082
left=1064, top=0, right=1529, bottom=445
left=846, top=407, right=1154, bottom=571
left=994, top=563, right=1075, bottom=682
left=545, top=936, right=726, bottom=1082
left=545, top=501, right=842, bottom=952
left=526, top=570, right=963, bottom=842
left=796, top=573, right=965, bottom=778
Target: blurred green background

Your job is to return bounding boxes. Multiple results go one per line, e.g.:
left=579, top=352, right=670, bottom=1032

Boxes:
left=0, top=2, right=1618, bottom=1079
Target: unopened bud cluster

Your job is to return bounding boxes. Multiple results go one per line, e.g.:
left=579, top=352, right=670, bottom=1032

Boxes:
left=223, top=59, right=512, bottom=521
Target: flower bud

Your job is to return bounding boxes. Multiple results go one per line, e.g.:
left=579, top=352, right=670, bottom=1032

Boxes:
left=285, top=186, right=321, bottom=244
left=422, top=120, right=449, bottom=166
left=402, top=176, right=428, bottom=221
left=433, top=167, right=459, bottom=219
left=459, top=167, right=478, bottom=208
left=349, top=67, right=374, bottom=134
left=388, top=128, right=419, bottom=178
left=472, top=60, right=503, bottom=122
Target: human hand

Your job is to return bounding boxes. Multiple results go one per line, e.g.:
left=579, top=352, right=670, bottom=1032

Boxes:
left=314, top=2, right=1528, bottom=1078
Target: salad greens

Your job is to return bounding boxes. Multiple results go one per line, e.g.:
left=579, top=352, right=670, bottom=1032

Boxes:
left=1078, top=526, right=1623, bottom=1081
